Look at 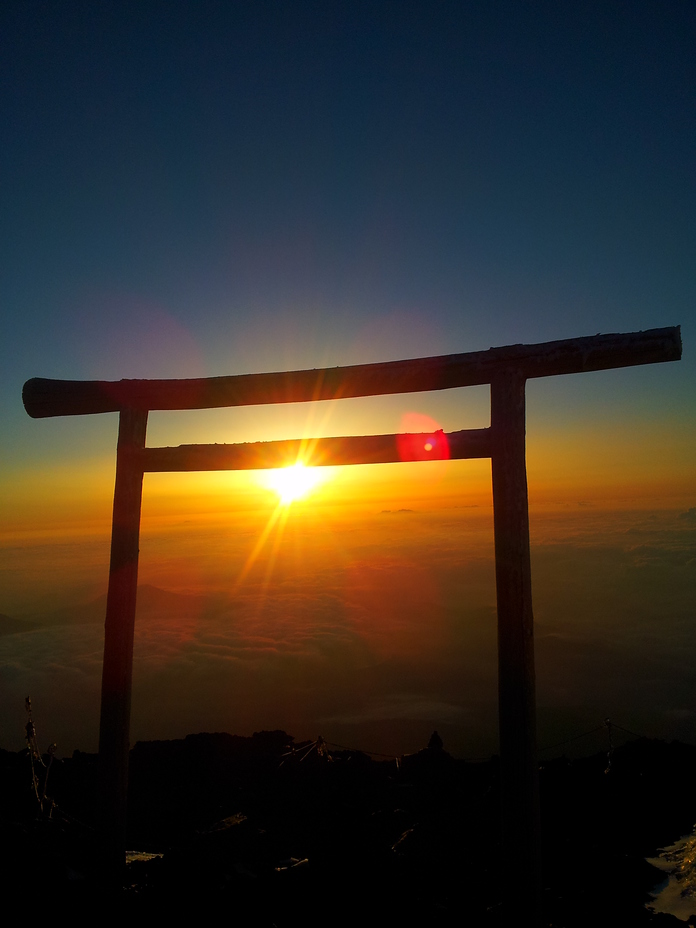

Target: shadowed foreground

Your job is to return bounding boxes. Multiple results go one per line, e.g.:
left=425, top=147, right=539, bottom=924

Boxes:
left=2, top=732, right=695, bottom=926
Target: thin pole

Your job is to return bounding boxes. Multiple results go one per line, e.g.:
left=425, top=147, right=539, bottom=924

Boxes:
left=98, top=408, right=148, bottom=871
left=490, top=370, right=541, bottom=917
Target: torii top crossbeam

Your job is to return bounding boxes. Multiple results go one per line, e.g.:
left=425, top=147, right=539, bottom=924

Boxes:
left=24, top=326, right=680, bottom=418
left=22, top=326, right=682, bottom=916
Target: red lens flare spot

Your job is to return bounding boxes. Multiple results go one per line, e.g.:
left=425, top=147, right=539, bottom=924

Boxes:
left=397, top=412, right=450, bottom=462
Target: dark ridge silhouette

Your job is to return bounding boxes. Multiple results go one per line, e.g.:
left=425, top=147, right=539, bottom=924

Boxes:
left=1, top=731, right=695, bottom=924
left=0, top=613, right=40, bottom=636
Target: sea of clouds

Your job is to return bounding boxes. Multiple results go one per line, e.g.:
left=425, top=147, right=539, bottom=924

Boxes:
left=1, top=506, right=694, bottom=758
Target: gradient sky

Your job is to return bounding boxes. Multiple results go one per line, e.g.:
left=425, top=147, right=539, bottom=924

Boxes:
left=1, top=2, right=695, bottom=753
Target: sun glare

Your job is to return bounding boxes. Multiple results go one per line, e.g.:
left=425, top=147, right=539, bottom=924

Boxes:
left=266, top=462, right=323, bottom=505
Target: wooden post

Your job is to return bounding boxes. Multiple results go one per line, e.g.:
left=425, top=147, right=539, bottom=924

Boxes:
left=98, top=408, right=147, bottom=871
left=490, top=370, right=541, bottom=917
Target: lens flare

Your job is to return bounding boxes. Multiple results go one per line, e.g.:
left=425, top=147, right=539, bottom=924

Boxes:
left=396, top=411, right=450, bottom=461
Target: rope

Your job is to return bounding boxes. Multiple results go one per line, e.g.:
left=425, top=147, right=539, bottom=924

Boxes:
left=538, top=725, right=605, bottom=754
left=325, top=741, right=398, bottom=759
left=284, top=718, right=655, bottom=770
left=612, top=722, right=648, bottom=740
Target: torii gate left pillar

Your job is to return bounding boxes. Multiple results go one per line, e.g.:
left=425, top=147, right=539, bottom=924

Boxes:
left=98, top=407, right=148, bottom=867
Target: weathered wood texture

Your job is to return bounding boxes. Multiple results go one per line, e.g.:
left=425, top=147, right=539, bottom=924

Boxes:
left=23, top=326, right=680, bottom=418
left=139, top=428, right=491, bottom=472
left=490, top=371, right=541, bottom=916
left=97, top=408, right=147, bottom=868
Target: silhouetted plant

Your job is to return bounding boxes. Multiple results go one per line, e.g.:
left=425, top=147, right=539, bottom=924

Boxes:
left=24, top=696, right=56, bottom=817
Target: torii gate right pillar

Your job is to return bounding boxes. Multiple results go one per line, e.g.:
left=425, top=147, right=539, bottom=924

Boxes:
left=491, top=369, right=541, bottom=915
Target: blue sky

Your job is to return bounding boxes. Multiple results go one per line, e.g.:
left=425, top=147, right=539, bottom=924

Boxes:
left=1, top=0, right=694, bottom=489
left=1, top=1, right=695, bottom=756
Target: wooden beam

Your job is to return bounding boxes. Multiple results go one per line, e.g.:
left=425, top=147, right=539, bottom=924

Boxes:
left=490, top=371, right=541, bottom=917
left=139, top=428, right=491, bottom=472
left=97, top=408, right=147, bottom=871
left=22, top=326, right=681, bottom=418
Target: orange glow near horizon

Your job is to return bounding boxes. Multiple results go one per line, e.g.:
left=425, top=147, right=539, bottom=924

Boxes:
left=3, top=406, right=693, bottom=546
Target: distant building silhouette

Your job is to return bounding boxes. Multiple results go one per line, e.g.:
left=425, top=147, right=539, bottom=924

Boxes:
left=427, top=730, right=444, bottom=751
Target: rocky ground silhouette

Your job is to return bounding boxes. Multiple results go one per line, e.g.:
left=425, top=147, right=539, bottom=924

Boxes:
left=2, top=731, right=696, bottom=925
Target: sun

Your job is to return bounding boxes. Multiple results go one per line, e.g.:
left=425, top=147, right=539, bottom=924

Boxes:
left=266, top=462, right=323, bottom=505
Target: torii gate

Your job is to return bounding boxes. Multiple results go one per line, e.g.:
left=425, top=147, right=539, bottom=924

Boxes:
left=23, top=326, right=681, bottom=910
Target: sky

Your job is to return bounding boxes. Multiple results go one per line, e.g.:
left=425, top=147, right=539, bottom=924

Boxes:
left=1, top=1, right=695, bottom=755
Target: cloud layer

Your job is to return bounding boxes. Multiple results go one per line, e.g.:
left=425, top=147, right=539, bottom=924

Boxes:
left=1, top=507, right=694, bottom=757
